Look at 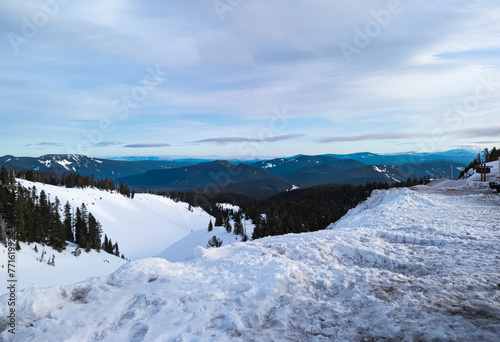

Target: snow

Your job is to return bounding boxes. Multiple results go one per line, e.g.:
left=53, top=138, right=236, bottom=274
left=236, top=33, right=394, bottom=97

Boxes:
left=40, top=160, right=52, bottom=167
left=158, top=227, right=243, bottom=262
left=1, top=182, right=499, bottom=341
left=216, top=203, right=240, bottom=212
left=55, top=159, right=73, bottom=170
left=0, top=242, right=126, bottom=294
left=463, top=159, right=500, bottom=182
left=157, top=218, right=255, bottom=262
left=16, top=179, right=214, bottom=260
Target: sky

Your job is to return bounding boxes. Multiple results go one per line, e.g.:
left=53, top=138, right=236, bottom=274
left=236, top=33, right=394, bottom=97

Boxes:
left=1, top=0, right=500, bottom=158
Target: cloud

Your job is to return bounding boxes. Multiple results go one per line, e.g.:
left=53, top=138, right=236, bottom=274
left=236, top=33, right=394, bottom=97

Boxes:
left=24, top=142, right=65, bottom=147
left=93, top=141, right=122, bottom=147
left=450, top=126, right=500, bottom=139
left=2, top=1, right=500, bottom=157
left=192, top=134, right=304, bottom=146
left=124, top=143, right=171, bottom=148
left=320, top=132, right=430, bottom=143
left=320, top=126, right=500, bottom=145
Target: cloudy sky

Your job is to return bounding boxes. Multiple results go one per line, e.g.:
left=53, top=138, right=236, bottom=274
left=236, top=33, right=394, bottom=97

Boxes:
left=1, top=0, right=499, bottom=158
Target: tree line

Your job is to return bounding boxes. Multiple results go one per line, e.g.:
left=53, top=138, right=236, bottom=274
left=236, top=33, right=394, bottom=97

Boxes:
left=164, top=175, right=430, bottom=242
left=0, top=165, right=124, bottom=258
left=14, top=169, right=134, bottom=198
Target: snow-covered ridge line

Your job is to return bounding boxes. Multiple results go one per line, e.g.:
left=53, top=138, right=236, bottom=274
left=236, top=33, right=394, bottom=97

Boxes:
left=1, top=186, right=499, bottom=341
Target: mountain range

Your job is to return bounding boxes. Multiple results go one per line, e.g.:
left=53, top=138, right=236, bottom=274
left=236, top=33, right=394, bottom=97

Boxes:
left=0, top=154, right=193, bottom=179
left=0, top=149, right=474, bottom=199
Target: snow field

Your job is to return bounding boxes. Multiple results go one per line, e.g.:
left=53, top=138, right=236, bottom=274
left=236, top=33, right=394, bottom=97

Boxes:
left=1, top=185, right=499, bottom=341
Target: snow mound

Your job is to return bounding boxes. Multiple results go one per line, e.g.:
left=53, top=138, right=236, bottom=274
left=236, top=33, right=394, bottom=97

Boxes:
left=1, top=188, right=499, bottom=341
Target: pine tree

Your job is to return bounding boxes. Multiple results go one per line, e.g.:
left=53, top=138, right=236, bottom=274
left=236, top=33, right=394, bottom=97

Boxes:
left=215, top=213, right=223, bottom=227
left=75, top=207, right=84, bottom=247
left=15, top=192, right=27, bottom=242
left=38, top=190, right=50, bottom=243
left=87, top=213, right=102, bottom=251
left=233, top=211, right=244, bottom=236
left=224, top=217, right=232, bottom=233
left=208, top=220, right=213, bottom=232
left=0, top=165, right=11, bottom=186
left=63, top=201, right=74, bottom=242
left=50, top=199, right=66, bottom=252
left=207, top=236, right=223, bottom=248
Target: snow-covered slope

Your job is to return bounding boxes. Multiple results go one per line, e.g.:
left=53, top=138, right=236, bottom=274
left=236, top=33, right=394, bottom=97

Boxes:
left=157, top=217, right=255, bottom=262
left=1, top=185, right=499, bottom=341
left=462, top=159, right=500, bottom=182
left=0, top=242, right=126, bottom=294
left=17, top=179, right=214, bottom=260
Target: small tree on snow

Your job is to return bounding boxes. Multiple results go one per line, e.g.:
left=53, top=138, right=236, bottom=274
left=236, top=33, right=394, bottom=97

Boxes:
left=207, top=236, right=223, bottom=248
left=208, top=220, right=213, bottom=232
left=47, top=254, right=55, bottom=266
left=224, top=217, right=232, bottom=233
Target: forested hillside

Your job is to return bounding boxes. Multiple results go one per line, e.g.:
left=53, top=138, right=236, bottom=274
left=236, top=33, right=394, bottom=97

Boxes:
left=0, top=165, right=123, bottom=257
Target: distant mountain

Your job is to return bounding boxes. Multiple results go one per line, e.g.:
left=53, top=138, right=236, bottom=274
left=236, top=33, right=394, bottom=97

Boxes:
left=250, top=153, right=472, bottom=188
left=250, top=155, right=406, bottom=187
left=118, top=160, right=294, bottom=199
left=0, top=150, right=476, bottom=198
left=398, top=161, right=467, bottom=180
left=288, top=164, right=408, bottom=187
left=324, top=149, right=479, bottom=165
left=250, top=155, right=362, bottom=177
left=0, top=154, right=193, bottom=179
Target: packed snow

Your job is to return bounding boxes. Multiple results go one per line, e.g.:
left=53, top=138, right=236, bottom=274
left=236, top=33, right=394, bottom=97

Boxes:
left=1, top=181, right=499, bottom=341
left=16, top=179, right=214, bottom=260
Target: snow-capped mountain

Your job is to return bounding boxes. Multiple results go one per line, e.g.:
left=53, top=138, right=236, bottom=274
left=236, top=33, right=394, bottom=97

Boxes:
left=1, top=151, right=473, bottom=199
left=1, top=177, right=498, bottom=341
left=0, top=154, right=192, bottom=179
left=118, top=160, right=294, bottom=199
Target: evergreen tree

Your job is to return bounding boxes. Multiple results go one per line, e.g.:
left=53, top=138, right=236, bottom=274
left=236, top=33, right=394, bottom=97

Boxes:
left=0, top=165, right=10, bottom=186
left=87, top=213, right=102, bottom=251
left=38, top=190, right=50, bottom=243
left=233, top=211, right=244, bottom=236
left=75, top=207, right=87, bottom=248
left=215, top=213, right=223, bottom=227
left=63, top=201, right=74, bottom=242
left=15, top=191, right=27, bottom=242
left=208, top=220, right=213, bottom=232
left=223, top=217, right=232, bottom=233
left=207, top=236, right=223, bottom=248
left=50, top=199, right=66, bottom=252
left=102, top=234, right=109, bottom=252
